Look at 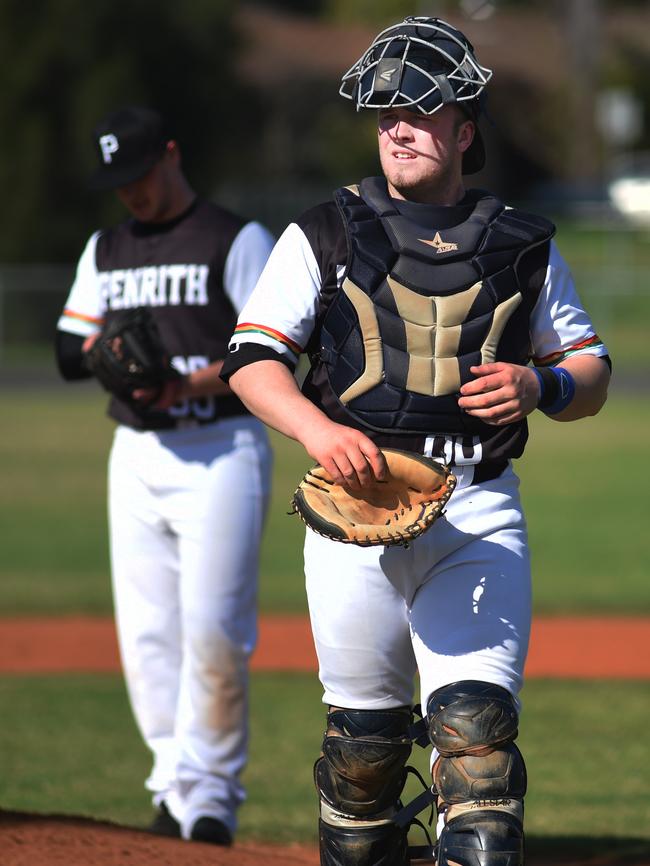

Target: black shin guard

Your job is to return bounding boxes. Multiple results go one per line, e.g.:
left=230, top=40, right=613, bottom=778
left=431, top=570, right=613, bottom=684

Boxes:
left=319, top=819, right=409, bottom=866
left=438, top=811, right=524, bottom=866
left=427, top=681, right=526, bottom=866
left=316, top=707, right=412, bottom=866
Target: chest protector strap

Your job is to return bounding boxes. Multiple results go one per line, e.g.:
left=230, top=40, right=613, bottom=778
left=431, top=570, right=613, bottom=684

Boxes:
left=316, top=177, right=554, bottom=436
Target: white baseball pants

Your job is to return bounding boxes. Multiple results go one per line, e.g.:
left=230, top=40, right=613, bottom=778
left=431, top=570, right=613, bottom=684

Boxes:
left=108, top=416, right=271, bottom=837
left=304, top=464, right=531, bottom=715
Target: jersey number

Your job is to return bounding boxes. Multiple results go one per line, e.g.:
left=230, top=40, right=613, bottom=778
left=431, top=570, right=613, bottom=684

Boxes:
left=423, top=434, right=483, bottom=466
left=168, top=355, right=216, bottom=421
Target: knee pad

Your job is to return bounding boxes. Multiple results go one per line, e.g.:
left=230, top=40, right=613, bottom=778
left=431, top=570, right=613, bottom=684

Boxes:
left=427, top=680, right=519, bottom=756
left=316, top=707, right=412, bottom=866
left=315, top=707, right=413, bottom=818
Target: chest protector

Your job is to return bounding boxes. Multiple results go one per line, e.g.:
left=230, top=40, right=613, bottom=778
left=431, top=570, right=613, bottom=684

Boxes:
left=314, top=178, right=554, bottom=438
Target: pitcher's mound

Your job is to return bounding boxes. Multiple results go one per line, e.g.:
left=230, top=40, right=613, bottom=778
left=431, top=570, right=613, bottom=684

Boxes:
left=0, top=810, right=319, bottom=866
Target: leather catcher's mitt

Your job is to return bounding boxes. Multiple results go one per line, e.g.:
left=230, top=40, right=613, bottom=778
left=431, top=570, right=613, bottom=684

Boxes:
left=84, top=308, right=180, bottom=405
left=291, top=448, right=456, bottom=547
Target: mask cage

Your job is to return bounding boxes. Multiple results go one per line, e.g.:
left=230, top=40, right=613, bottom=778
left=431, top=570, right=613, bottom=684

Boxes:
left=339, top=17, right=492, bottom=115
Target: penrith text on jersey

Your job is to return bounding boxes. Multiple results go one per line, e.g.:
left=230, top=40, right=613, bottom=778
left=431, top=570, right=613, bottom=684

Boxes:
left=99, top=264, right=210, bottom=309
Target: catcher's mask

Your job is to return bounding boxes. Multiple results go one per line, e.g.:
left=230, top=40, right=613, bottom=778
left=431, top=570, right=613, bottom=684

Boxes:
left=339, top=16, right=492, bottom=174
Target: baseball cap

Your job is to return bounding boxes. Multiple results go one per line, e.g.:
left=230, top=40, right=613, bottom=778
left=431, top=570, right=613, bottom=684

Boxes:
left=88, top=106, right=168, bottom=191
left=458, top=99, right=487, bottom=175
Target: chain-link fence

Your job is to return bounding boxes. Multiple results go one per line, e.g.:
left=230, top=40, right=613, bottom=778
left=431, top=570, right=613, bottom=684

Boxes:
left=0, top=265, right=74, bottom=363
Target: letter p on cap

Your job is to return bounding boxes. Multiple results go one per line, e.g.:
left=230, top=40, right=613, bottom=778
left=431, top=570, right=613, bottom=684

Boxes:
left=99, top=133, right=119, bottom=164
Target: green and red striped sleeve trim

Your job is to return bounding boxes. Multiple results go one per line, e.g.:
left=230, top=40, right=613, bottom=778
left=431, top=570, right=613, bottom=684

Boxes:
left=63, top=308, right=104, bottom=326
left=535, top=335, right=604, bottom=367
left=233, top=322, right=302, bottom=358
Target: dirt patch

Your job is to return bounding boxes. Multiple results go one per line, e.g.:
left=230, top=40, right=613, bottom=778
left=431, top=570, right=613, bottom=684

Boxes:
left=0, top=615, right=649, bottom=678
left=0, top=810, right=319, bottom=866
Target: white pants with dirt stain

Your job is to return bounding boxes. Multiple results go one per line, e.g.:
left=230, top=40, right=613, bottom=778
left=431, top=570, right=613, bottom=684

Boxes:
left=108, top=416, right=272, bottom=838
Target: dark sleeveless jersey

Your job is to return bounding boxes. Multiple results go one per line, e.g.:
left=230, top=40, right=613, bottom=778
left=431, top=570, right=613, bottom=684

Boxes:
left=299, top=179, right=555, bottom=466
left=95, top=198, right=249, bottom=429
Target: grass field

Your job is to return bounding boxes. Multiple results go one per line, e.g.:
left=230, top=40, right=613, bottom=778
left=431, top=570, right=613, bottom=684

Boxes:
left=550, top=219, right=650, bottom=372
left=0, top=382, right=649, bottom=850
left=0, top=673, right=648, bottom=848
left=0, top=383, right=648, bottom=615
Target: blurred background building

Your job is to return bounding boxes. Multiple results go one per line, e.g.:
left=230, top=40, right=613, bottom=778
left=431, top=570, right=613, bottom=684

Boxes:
left=0, top=0, right=648, bottom=371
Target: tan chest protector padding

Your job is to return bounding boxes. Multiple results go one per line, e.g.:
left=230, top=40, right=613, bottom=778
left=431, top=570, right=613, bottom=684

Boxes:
left=339, top=275, right=522, bottom=404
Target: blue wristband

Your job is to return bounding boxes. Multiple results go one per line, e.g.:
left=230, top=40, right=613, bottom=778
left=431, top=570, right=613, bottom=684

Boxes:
left=531, top=367, right=546, bottom=404
left=533, top=366, right=576, bottom=415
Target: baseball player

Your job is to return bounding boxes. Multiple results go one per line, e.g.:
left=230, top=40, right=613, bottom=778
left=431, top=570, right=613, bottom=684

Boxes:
left=55, top=106, right=274, bottom=845
left=221, top=18, right=611, bottom=866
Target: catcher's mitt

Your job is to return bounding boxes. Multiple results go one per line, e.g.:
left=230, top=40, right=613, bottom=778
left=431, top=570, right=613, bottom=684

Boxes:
left=291, top=448, right=456, bottom=547
left=84, top=308, right=180, bottom=405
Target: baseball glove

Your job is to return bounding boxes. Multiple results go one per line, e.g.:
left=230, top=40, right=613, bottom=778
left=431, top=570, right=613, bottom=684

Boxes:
left=291, top=448, right=456, bottom=547
left=84, top=308, right=180, bottom=405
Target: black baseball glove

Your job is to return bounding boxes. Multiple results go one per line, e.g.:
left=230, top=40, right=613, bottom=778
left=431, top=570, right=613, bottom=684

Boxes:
left=84, top=308, right=180, bottom=405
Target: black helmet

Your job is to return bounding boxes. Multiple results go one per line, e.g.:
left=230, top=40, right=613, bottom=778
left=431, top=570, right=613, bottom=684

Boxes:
left=339, top=17, right=492, bottom=173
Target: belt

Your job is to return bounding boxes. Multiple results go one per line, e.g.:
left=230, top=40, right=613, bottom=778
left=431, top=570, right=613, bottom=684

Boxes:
left=451, top=460, right=508, bottom=490
left=110, top=395, right=250, bottom=432
left=143, top=406, right=250, bottom=431
left=472, top=459, right=508, bottom=485
left=147, top=403, right=250, bottom=431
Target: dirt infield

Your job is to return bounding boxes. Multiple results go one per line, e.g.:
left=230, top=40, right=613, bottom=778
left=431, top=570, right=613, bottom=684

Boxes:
left=1, top=615, right=649, bottom=865
left=0, top=810, right=319, bottom=866
left=0, top=614, right=649, bottom=677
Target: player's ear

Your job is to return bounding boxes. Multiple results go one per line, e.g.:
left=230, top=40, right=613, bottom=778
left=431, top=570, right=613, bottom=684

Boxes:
left=457, top=119, right=475, bottom=156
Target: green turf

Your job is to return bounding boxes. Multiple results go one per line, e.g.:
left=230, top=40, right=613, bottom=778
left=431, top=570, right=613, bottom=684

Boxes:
left=0, top=386, right=312, bottom=614
left=519, top=681, right=650, bottom=838
left=519, top=391, right=650, bottom=613
left=551, top=220, right=650, bottom=370
left=0, top=387, right=114, bottom=612
left=0, top=674, right=648, bottom=850
left=0, top=385, right=648, bottom=615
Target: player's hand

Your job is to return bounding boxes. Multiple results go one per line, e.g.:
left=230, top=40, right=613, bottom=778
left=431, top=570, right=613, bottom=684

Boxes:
left=458, top=362, right=540, bottom=425
left=300, top=420, right=387, bottom=489
left=82, top=332, right=100, bottom=353
left=132, top=377, right=188, bottom=409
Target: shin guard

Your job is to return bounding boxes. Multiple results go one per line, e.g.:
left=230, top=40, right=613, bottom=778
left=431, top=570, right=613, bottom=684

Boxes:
left=315, top=707, right=412, bottom=866
left=427, top=681, right=526, bottom=866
